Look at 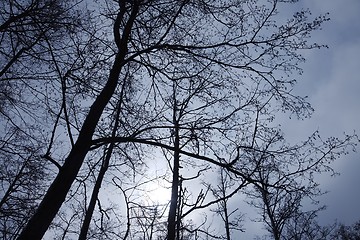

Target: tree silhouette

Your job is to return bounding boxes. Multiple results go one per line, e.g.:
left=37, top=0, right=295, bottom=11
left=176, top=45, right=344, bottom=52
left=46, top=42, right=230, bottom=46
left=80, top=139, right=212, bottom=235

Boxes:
left=331, top=220, right=360, bottom=240
left=0, top=0, right=357, bottom=239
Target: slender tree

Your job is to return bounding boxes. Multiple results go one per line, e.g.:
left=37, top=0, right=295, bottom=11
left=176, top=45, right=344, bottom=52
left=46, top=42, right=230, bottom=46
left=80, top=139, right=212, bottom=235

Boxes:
left=244, top=127, right=354, bottom=240
left=210, top=169, right=245, bottom=240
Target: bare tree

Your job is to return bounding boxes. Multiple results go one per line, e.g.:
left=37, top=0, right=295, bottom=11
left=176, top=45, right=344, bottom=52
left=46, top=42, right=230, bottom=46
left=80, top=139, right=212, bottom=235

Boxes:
left=0, top=0, right=356, bottom=239
left=282, top=208, right=335, bottom=240
left=331, top=220, right=360, bottom=240
left=244, top=127, right=355, bottom=240
left=0, top=149, right=46, bottom=239
left=0, top=1, right=85, bottom=239
left=210, top=169, right=245, bottom=240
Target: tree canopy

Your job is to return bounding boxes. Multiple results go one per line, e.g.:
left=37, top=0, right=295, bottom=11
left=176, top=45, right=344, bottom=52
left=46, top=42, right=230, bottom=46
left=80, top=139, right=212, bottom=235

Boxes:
left=0, top=0, right=357, bottom=239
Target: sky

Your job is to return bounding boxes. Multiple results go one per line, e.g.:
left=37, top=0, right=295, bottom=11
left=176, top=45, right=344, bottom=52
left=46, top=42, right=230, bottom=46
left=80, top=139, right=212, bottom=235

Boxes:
left=278, top=0, right=360, bottom=229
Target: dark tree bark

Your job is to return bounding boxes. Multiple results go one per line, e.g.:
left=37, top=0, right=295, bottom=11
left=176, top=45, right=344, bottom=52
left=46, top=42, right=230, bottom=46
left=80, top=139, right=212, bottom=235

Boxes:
left=167, top=119, right=181, bottom=240
left=17, top=53, right=123, bottom=240
left=17, top=2, right=139, bottom=239
left=77, top=148, right=112, bottom=240
left=78, top=84, right=125, bottom=240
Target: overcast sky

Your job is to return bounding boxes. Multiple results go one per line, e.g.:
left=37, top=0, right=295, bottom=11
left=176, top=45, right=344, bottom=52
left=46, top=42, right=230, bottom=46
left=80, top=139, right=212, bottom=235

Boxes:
left=236, top=1, right=360, bottom=238
left=278, top=0, right=360, bottom=229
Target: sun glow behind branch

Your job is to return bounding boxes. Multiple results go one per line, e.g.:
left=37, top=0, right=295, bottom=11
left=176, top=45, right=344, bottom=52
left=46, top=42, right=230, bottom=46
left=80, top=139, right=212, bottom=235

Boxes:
left=145, top=178, right=172, bottom=205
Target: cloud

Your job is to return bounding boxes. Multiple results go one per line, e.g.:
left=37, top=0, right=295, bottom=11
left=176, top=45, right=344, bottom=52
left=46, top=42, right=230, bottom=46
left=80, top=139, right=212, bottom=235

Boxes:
left=297, top=0, right=360, bottom=227
left=310, top=42, right=360, bottom=135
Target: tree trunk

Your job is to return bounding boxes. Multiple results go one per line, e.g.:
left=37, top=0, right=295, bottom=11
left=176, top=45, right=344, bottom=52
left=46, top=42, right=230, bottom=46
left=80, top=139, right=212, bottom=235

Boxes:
left=167, top=120, right=180, bottom=240
left=17, top=3, right=139, bottom=238
left=77, top=149, right=111, bottom=240
left=223, top=199, right=231, bottom=240
left=17, top=53, right=123, bottom=240
left=78, top=88, right=124, bottom=240
left=221, top=171, right=231, bottom=240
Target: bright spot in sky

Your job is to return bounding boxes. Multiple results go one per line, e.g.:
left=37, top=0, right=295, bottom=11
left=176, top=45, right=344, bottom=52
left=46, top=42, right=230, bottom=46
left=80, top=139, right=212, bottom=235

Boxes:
left=146, top=179, right=172, bottom=205
left=143, top=153, right=172, bottom=205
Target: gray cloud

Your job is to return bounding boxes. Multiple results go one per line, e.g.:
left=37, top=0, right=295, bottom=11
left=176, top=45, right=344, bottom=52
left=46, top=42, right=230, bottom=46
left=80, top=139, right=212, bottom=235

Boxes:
left=289, top=0, right=360, bottom=228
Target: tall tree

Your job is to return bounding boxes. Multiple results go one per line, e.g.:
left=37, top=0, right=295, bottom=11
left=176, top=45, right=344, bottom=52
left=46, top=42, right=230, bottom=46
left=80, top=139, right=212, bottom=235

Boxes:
left=0, top=0, right=356, bottom=239
left=0, top=0, right=84, bottom=238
